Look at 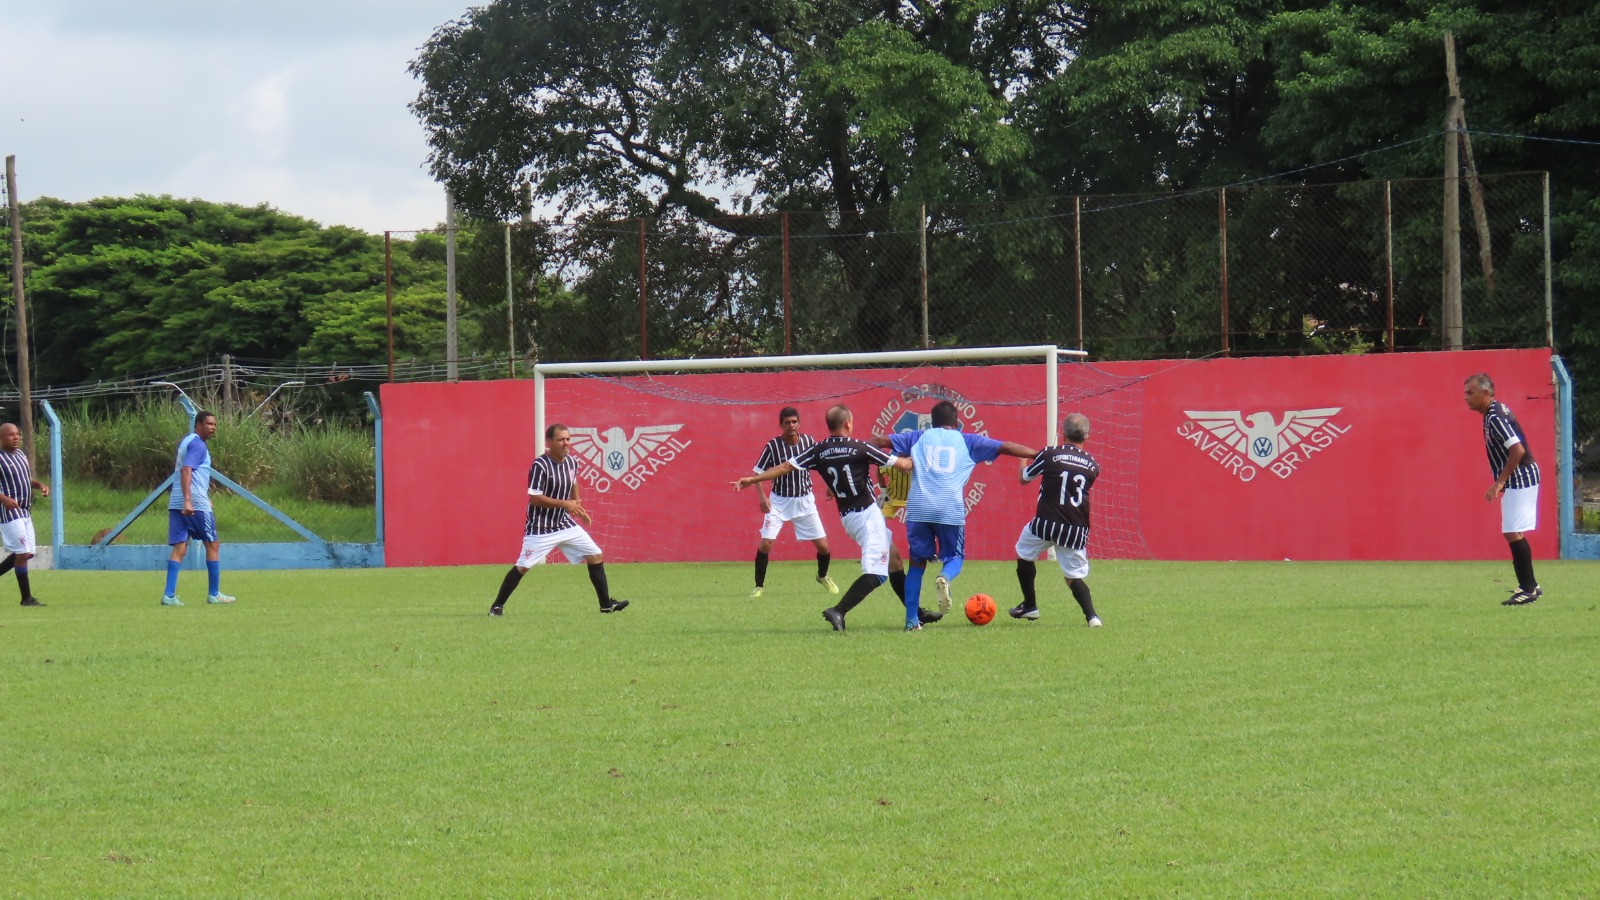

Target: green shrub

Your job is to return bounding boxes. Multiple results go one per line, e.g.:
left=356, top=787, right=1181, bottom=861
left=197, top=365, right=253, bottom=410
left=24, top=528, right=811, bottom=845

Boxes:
left=49, top=402, right=373, bottom=505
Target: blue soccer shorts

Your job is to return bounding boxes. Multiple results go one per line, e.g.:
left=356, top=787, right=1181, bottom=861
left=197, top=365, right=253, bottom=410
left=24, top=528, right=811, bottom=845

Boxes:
left=906, top=521, right=965, bottom=564
left=169, top=510, right=218, bottom=545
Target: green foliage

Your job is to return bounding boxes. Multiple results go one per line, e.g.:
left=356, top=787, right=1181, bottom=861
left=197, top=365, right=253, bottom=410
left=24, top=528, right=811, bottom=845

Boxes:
left=4, top=560, right=1599, bottom=894
left=12, top=196, right=450, bottom=383
left=49, top=403, right=374, bottom=506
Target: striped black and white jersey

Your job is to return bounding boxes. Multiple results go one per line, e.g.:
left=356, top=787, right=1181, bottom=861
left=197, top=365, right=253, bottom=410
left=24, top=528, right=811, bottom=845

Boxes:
left=525, top=452, right=580, bottom=535
left=789, top=437, right=894, bottom=514
left=752, top=434, right=817, bottom=497
left=1483, top=400, right=1540, bottom=489
left=1023, top=444, right=1099, bottom=551
left=0, top=448, right=33, bottom=523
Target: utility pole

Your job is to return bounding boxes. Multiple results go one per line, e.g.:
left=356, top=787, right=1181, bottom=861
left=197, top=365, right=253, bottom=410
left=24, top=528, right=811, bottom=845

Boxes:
left=6, top=156, right=34, bottom=465
left=1441, top=32, right=1464, bottom=350
left=445, top=190, right=459, bottom=381
left=221, top=353, right=236, bottom=412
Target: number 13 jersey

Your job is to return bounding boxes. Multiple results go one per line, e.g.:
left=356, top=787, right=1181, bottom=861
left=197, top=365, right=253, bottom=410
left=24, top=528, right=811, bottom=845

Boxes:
left=1023, top=444, right=1099, bottom=550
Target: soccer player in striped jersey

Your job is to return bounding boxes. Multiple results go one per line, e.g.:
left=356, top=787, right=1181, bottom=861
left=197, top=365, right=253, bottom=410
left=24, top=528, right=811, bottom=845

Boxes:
left=162, top=411, right=234, bottom=606
left=1464, top=373, right=1543, bottom=605
left=488, top=424, right=629, bottom=617
left=748, top=407, right=835, bottom=598
left=0, top=423, right=48, bottom=607
left=736, top=404, right=915, bottom=631
left=878, top=400, right=1036, bottom=630
left=1012, top=413, right=1102, bottom=626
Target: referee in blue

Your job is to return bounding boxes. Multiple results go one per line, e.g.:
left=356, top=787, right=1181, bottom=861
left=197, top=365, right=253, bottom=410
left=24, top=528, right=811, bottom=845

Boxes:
left=1464, top=373, right=1542, bottom=605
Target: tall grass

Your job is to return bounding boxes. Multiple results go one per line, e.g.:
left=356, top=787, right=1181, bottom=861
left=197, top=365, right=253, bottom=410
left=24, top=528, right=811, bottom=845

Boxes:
left=46, top=402, right=373, bottom=506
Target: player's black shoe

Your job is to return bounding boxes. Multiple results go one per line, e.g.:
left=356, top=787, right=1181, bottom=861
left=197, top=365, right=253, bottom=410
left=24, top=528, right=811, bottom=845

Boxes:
left=822, top=607, right=846, bottom=631
left=600, top=598, right=630, bottom=613
left=917, top=607, right=943, bottom=624
left=19, top=597, right=44, bottom=607
left=1502, top=586, right=1542, bottom=606
left=1009, top=603, right=1040, bottom=620
left=488, top=605, right=504, bottom=617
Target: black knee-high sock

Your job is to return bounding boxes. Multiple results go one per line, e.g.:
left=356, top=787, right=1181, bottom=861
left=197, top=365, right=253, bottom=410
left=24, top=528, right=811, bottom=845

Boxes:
left=1509, top=538, right=1537, bottom=590
left=888, top=569, right=906, bottom=601
left=0, top=553, right=14, bottom=579
left=836, top=574, right=880, bottom=615
left=1069, top=579, right=1097, bottom=620
left=1016, top=558, right=1037, bottom=608
left=754, top=551, right=769, bottom=587
left=816, top=552, right=831, bottom=579
left=491, top=567, right=524, bottom=608
left=588, top=562, right=610, bottom=606
left=15, top=566, right=30, bottom=601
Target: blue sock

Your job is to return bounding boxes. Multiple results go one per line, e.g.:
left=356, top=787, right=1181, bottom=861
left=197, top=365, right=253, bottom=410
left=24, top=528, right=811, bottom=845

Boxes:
left=904, top=567, right=925, bottom=628
left=941, top=558, right=964, bottom=583
left=207, top=560, right=221, bottom=596
left=165, top=560, right=181, bottom=596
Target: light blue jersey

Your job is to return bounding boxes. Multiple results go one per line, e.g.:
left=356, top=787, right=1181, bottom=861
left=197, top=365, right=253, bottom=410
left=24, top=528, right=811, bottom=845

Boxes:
left=168, top=433, right=213, bottom=512
left=890, top=428, right=1003, bottom=525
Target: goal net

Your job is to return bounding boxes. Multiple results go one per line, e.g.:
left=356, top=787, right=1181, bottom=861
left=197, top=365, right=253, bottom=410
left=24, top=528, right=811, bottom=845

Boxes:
left=533, top=347, right=1152, bottom=567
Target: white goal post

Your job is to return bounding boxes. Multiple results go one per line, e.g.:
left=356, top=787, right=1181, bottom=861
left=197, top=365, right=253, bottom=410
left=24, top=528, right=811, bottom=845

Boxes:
left=533, top=344, right=1088, bottom=449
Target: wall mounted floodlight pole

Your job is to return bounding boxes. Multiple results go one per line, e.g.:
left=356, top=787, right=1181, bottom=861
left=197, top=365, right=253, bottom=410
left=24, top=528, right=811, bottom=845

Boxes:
left=248, top=381, right=305, bottom=419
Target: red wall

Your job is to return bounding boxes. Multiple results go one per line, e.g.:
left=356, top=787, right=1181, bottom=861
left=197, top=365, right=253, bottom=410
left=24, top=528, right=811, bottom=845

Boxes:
left=380, top=348, right=1556, bottom=566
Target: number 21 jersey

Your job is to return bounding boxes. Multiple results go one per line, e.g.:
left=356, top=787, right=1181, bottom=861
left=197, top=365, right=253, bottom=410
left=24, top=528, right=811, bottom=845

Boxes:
left=789, top=437, right=895, bottom=514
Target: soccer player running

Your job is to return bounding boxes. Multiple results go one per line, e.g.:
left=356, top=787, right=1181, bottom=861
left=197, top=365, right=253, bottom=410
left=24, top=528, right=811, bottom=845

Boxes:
left=735, top=404, right=913, bottom=631
left=162, top=411, right=234, bottom=606
left=0, top=423, right=49, bottom=607
left=876, top=400, right=1036, bottom=631
left=748, top=407, right=836, bottom=598
left=488, top=423, right=629, bottom=617
left=1464, top=373, right=1543, bottom=605
left=1012, top=412, right=1102, bottom=626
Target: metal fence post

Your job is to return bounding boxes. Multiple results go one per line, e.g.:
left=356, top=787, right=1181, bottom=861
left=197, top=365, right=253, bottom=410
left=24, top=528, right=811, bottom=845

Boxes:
left=1219, top=188, right=1230, bottom=355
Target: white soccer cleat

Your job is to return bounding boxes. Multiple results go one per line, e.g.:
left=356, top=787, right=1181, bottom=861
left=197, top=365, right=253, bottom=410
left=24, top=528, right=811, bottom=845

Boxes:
left=1087, top=616, right=1102, bottom=628
left=207, top=593, right=236, bottom=605
left=934, top=576, right=953, bottom=615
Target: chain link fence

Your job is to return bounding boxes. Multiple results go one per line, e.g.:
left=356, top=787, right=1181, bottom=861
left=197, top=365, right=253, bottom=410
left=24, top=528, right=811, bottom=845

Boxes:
left=393, top=172, right=1552, bottom=371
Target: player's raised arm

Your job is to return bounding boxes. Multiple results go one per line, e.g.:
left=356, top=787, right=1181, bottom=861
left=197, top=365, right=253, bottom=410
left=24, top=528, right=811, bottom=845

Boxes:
left=735, top=460, right=798, bottom=490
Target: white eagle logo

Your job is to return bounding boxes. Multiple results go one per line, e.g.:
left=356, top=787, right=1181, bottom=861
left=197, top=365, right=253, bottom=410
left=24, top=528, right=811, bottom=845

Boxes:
left=567, top=425, right=684, bottom=477
left=1182, top=408, right=1343, bottom=465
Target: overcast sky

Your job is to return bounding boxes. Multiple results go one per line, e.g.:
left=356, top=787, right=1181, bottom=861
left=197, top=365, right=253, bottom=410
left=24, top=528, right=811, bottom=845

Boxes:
left=2, top=0, right=475, bottom=233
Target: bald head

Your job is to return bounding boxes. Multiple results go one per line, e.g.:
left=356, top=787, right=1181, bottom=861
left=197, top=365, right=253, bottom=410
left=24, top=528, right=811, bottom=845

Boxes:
left=0, top=423, right=20, bottom=452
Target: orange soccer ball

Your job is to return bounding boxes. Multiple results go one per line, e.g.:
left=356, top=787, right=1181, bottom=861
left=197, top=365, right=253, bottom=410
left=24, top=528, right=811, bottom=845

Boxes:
left=964, top=593, right=997, bottom=626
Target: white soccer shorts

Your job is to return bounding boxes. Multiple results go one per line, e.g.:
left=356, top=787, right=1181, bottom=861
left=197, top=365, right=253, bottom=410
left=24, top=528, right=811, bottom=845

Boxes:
left=515, top=525, right=602, bottom=568
left=0, top=517, right=36, bottom=555
left=758, top=492, right=827, bottom=542
left=1015, top=524, right=1089, bottom=580
left=840, top=506, right=891, bottom=578
left=1500, top=484, right=1539, bottom=534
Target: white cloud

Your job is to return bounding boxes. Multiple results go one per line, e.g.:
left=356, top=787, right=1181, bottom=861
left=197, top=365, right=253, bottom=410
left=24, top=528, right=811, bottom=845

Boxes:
left=1, top=0, right=471, bottom=233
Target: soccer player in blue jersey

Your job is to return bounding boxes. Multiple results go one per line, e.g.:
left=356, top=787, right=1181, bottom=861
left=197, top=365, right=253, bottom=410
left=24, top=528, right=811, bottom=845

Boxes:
left=877, top=400, right=1036, bottom=630
left=161, top=411, right=234, bottom=606
left=0, top=423, right=49, bottom=607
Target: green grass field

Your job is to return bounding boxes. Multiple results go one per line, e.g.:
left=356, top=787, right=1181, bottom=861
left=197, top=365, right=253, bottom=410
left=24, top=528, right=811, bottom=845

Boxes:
left=32, top=480, right=376, bottom=545
left=3, top=560, right=1597, bottom=896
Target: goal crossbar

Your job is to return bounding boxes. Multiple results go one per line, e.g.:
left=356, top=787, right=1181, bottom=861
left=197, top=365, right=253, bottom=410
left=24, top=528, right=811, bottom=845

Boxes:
left=534, top=345, right=1087, bottom=448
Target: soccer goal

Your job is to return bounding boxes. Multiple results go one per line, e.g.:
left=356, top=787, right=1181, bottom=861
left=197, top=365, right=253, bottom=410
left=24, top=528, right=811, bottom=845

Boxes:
left=532, top=345, right=1152, bottom=565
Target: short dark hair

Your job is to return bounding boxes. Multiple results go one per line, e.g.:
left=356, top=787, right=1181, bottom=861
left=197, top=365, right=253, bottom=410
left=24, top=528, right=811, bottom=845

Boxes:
left=196, top=410, right=217, bottom=424
left=779, top=406, right=800, bottom=422
left=930, top=400, right=959, bottom=428
left=825, top=404, right=851, bottom=431
left=1464, top=373, right=1494, bottom=394
left=545, top=422, right=568, bottom=440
